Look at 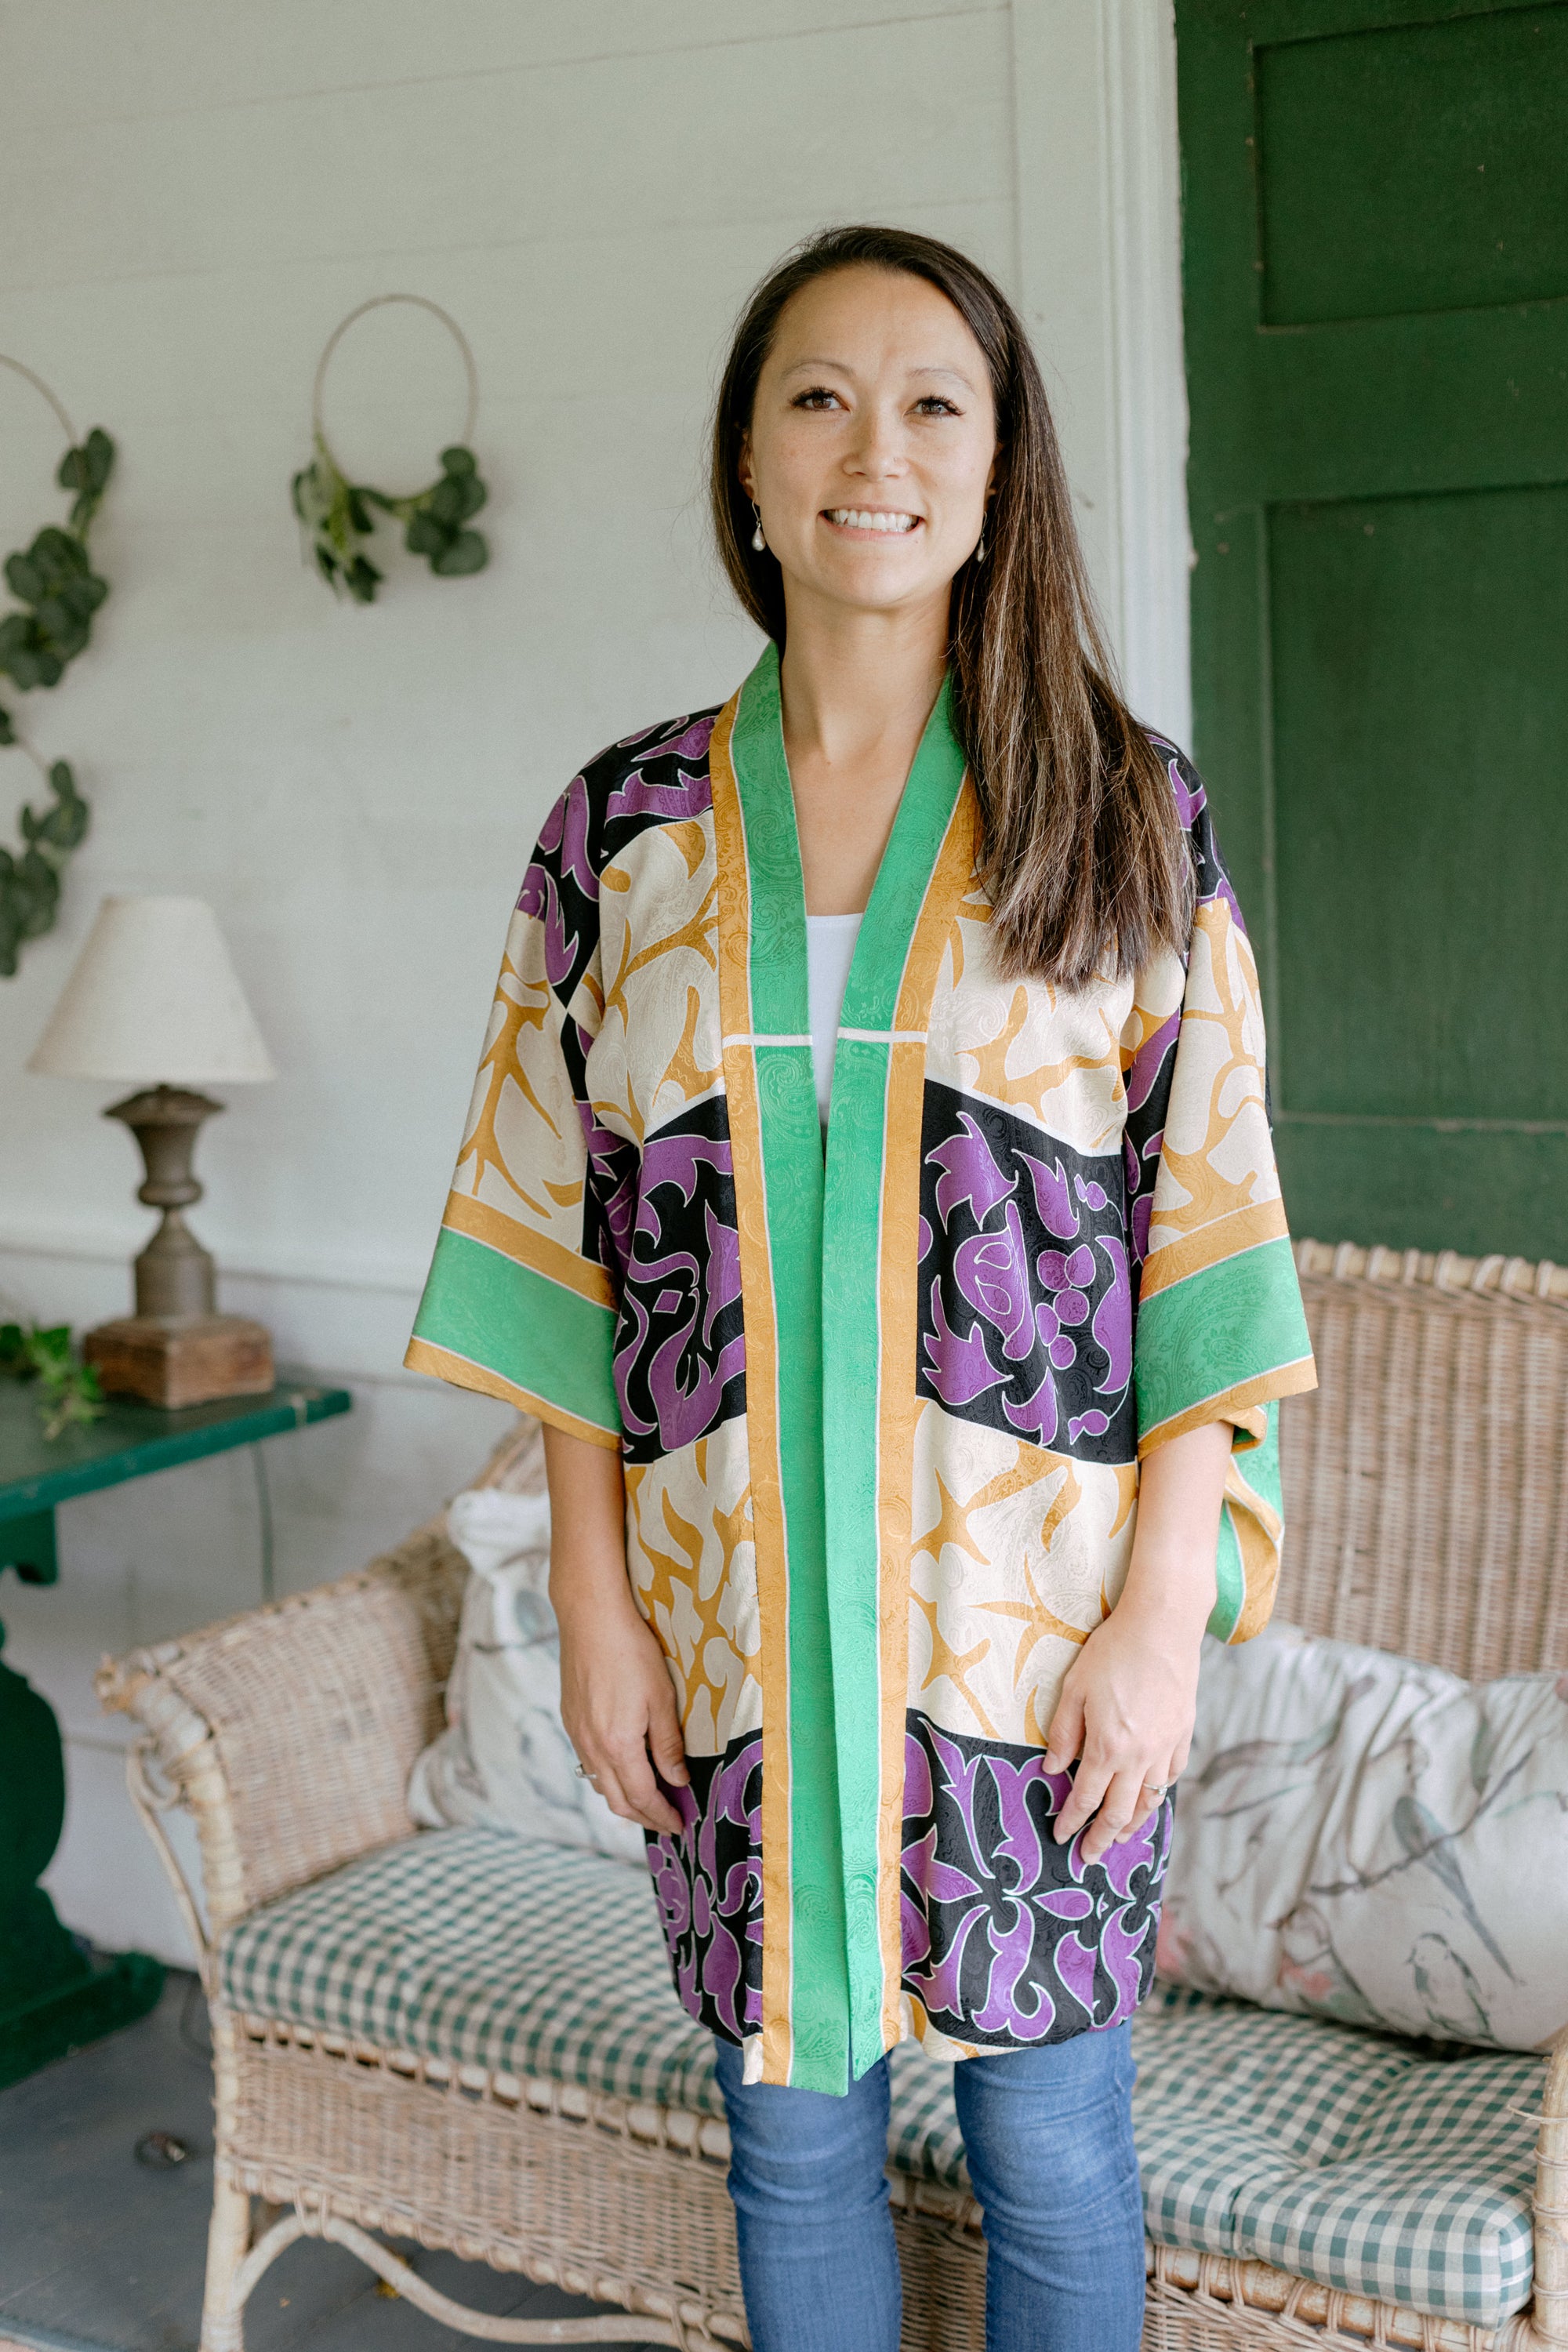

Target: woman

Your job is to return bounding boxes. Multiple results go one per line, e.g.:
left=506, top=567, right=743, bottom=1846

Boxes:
left=408, top=224, right=1316, bottom=2352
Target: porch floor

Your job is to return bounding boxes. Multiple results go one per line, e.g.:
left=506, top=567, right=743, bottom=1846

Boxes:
left=0, top=1971, right=662, bottom=2352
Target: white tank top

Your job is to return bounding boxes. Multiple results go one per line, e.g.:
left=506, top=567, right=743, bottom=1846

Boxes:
left=806, top=913, right=862, bottom=1131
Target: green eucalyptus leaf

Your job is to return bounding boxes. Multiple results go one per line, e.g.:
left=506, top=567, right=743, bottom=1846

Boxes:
left=30, top=764, right=90, bottom=852
left=31, top=529, right=89, bottom=585
left=426, top=477, right=466, bottom=526
left=431, top=528, right=488, bottom=577
left=404, top=510, right=445, bottom=557
left=17, top=845, right=61, bottom=935
left=37, top=594, right=89, bottom=644
left=346, top=554, right=383, bottom=603
left=4, top=637, right=63, bottom=690
left=293, top=426, right=488, bottom=602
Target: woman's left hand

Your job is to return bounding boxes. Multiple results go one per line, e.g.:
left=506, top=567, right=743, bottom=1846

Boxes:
left=1040, top=1415, right=1233, bottom=1864
left=1040, top=1600, right=1201, bottom=1863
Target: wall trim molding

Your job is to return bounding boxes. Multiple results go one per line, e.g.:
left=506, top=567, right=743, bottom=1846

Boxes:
left=0, top=1219, right=425, bottom=1299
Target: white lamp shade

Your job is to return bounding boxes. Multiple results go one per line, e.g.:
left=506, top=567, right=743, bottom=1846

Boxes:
left=27, top=895, right=278, bottom=1085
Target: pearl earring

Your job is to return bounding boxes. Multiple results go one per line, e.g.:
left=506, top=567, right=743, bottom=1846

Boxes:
left=975, top=528, right=987, bottom=564
left=750, top=501, right=766, bottom=554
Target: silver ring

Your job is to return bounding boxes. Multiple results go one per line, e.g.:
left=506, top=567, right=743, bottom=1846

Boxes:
left=1143, top=1781, right=1170, bottom=1802
left=573, top=1763, right=600, bottom=1784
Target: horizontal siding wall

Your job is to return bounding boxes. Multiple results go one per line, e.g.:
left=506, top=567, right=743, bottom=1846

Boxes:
left=0, top=0, right=1185, bottom=1960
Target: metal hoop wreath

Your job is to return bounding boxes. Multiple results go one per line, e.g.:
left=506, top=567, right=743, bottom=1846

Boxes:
left=310, top=293, right=480, bottom=503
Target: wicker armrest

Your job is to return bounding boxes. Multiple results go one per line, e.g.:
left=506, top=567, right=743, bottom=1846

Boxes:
left=95, top=1414, right=542, bottom=1951
left=96, top=1515, right=467, bottom=1947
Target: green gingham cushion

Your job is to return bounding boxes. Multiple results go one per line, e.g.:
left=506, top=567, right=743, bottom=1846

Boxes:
left=219, top=1828, right=1541, bottom=2327
left=1134, top=1983, right=1540, bottom=2325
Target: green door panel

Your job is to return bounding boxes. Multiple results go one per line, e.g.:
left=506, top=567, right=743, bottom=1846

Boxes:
left=1256, top=9, right=1568, bottom=325
left=1269, top=482, right=1568, bottom=1122
left=1177, top=0, right=1568, bottom=1258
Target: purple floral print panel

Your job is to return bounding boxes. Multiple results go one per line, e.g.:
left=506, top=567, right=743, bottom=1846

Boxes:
left=916, top=1082, right=1142, bottom=1464
left=613, top=1098, right=746, bottom=1464
left=648, top=1733, right=764, bottom=2046
left=646, top=1723, right=1174, bottom=2060
left=901, top=1711, right=1173, bottom=2048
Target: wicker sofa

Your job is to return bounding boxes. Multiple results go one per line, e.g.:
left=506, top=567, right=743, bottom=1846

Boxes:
left=99, top=1241, right=1568, bottom=2352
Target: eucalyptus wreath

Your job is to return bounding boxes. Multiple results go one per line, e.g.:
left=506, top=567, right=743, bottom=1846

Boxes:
left=0, top=356, right=114, bottom=977
left=291, top=295, right=489, bottom=603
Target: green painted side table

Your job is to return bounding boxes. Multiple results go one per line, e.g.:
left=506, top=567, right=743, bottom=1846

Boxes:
left=0, top=1372, right=351, bottom=2088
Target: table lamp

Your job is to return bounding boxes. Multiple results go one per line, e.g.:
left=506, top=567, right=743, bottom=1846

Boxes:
left=27, top=894, right=279, bottom=1408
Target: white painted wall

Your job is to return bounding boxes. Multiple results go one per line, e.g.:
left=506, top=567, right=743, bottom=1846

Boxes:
left=0, top=0, right=1188, bottom=1966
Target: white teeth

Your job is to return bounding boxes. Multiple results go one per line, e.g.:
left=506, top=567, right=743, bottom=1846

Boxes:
left=828, top=509, right=918, bottom=533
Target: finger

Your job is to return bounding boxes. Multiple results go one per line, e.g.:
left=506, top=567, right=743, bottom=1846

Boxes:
left=1041, top=1685, right=1086, bottom=1778
left=1053, top=1750, right=1112, bottom=1846
left=583, top=1759, right=637, bottom=1823
left=1113, top=1757, right=1177, bottom=1843
left=1081, top=1768, right=1146, bottom=1863
left=648, top=1698, right=691, bottom=1790
left=1114, top=1793, right=1160, bottom=1842
left=609, top=1736, right=686, bottom=1836
left=574, top=1746, right=666, bottom=1836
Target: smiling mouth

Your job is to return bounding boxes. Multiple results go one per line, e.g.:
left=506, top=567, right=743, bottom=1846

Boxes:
left=822, top=508, right=921, bottom=535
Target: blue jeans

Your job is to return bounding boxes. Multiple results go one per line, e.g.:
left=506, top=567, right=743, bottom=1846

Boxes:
left=713, top=2024, right=1144, bottom=2352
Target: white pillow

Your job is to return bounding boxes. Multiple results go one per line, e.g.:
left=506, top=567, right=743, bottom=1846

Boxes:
left=1156, top=1622, right=1568, bottom=2053
left=407, top=1486, right=646, bottom=1867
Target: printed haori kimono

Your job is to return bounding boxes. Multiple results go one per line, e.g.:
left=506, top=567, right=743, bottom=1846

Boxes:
left=408, top=642, right=1316, bottom=2094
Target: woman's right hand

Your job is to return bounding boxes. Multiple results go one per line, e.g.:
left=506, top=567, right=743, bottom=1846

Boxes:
left=555, top=1582, right=689, bottom=1834
left=543, top=1423, right=689, bottom=1836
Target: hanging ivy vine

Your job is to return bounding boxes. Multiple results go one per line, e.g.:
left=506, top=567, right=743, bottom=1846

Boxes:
left=291, top=294, right=488, bottom=603
left=0, top=354, right=114, bottom=976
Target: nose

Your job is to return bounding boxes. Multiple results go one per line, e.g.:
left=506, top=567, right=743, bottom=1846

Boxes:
left=844, top=398, right=909, bottom=482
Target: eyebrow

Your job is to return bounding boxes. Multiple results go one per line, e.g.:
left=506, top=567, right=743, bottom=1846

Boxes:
left=779, top=356, right=979, bottom=394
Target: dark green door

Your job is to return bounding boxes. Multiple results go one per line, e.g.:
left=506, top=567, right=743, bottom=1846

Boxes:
left=1176, top=0, right=1568, bottom=1258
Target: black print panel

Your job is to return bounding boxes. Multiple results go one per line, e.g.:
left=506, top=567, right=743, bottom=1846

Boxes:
left=614, top=1096, right=746, bottom=1465
left=916, top=1082, right=1138, bottom=1464
left=902, top=1711, right=1172, bottom=2049
left=646, top=1731, right=763, bottom=2049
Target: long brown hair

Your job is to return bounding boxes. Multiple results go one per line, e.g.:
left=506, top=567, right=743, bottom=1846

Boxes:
left=710, top=223, right=1192, bottom=986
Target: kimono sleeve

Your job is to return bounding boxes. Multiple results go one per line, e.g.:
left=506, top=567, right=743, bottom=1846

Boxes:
left=1128, top=746, right=1316, bottom=1640
left=405, top=802, right=623, bottom=1451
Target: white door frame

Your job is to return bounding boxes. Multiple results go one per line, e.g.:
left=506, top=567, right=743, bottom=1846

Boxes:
left=1011, top=0, right=1192, bottom=748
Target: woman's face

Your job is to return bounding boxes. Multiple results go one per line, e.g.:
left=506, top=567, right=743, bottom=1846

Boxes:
left=739, top=265, right=997, bottom=622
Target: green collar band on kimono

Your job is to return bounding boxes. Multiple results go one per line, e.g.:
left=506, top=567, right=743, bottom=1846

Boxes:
left=714, top=642, right=976, bottom=2089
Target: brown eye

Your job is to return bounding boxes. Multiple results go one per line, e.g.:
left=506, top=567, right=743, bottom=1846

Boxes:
left=793, top=388, right=843, bottom=410
left=915, top=396, right=960, bottom=416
